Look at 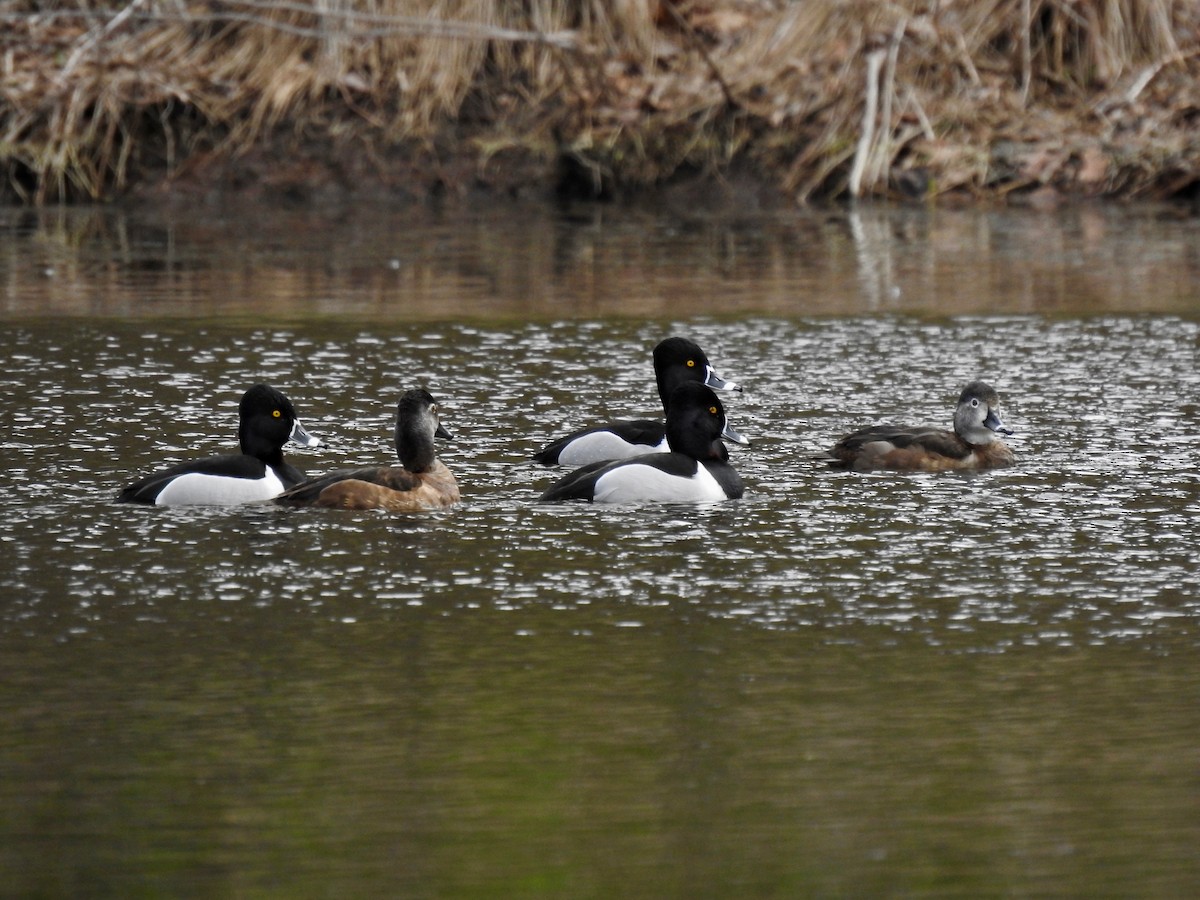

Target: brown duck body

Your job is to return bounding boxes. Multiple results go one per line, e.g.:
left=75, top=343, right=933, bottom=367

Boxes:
left=294, top=460, right=460, bottom=511
left=826, top=426, right=1015, bottom=472
left=824, top=381, right=1016, bottom=473
left=275, top=388, right=459, bottom=512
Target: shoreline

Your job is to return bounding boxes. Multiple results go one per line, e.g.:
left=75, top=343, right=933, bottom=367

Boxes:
left=3, top=1, right=1199, bottom=207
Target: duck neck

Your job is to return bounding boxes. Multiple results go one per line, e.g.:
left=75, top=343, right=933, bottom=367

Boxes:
left=396, top=420, right=436, bottom=472
left=657, top=368, right=692, bottom=412
left=240, top=419, right=284, bottom=465
left=666, top=414, right=722, bottom=461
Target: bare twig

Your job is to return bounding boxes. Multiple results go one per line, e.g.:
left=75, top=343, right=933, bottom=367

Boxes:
left=953, top=30, right=981, bottom=88
left=1123, top=48, right=1200, bottom=103
left=56, top=0, right=148, bottom=86
left=849, top=48, right=885, bottom=198
left=2, top=5, right=578, bottom=50
left=1019, top=0, right=1032, bottom=107
left=904, top=87, right=936, bottom=142
left=657, top=0, right=739, bottom=109
left=866, top=20, right=906, bottom=191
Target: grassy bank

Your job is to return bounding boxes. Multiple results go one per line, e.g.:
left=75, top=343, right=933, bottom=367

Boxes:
left=2, top=0, right=1198, bottom=205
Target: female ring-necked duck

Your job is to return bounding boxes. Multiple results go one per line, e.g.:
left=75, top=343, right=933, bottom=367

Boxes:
left=532, top=336, right=745, bottom=467
left=823, top=380, right=1015, bottom=472
left=539, top=382, right=746, bottom=504
left=275, top=388, right=460, bottom=511
left=117, top=383, right=320, bottom=505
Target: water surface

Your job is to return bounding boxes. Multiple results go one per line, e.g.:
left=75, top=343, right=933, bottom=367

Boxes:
left=2, top=202, right=1199, bottom=896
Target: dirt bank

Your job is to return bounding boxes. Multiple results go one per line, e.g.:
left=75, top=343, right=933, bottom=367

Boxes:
left=3, top=1, right=1199, bottom=207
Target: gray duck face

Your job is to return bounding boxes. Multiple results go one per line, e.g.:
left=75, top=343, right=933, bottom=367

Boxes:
left=953, top=381, right=1013, bottom=446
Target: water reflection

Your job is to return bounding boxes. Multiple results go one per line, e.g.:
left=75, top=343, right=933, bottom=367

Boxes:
left=3, top=201, right=1199, bottom=320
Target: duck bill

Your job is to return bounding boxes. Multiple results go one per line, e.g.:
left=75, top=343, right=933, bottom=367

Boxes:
left=721, top=420, right=750, bottom=447
left=436, top=422, right=454, bottom=440
left=984, top=409, right=1014, bottom=436
left=290, top=419, right=321, bottom=448
left=704, top=366, right=743, bottom=393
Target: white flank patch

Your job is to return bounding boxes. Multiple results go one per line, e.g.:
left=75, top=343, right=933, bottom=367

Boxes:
left=154, top=470, right=286, bottom=506
left=557, top=432, right=667, bottom=467
left=593, top=462, right=727, bottom=504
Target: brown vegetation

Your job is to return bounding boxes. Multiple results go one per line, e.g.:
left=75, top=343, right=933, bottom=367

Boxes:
left=2, top=0, right=1199, bottom=204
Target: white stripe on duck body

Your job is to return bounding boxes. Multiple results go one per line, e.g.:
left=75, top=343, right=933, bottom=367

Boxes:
left=823, top=381, right=1016, bottom=472
left=276, top=388, right=460, bottom=511
left=116, top=383, right=320, bottom=506
left=532, top=336, right=745, bottom=467
left=539, top=382, right=747, bottom=504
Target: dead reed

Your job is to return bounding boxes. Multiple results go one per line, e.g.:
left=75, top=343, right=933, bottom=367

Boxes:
left=1, top=0, right=1198, bottom=203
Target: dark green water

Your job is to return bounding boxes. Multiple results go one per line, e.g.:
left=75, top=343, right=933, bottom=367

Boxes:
left=1, top=202, right=1199, bottom=897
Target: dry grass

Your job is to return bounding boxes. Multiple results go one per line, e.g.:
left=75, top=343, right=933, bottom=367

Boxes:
left=1, top=0, right=1198, bottom=202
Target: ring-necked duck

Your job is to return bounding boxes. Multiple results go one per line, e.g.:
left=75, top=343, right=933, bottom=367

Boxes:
left=539, top=382, right=746, bottom=504
left=822, top=380, right=1015, bottom=472
left=532, top=336, right=745, bottom=467
left=275, top=388, right=459, bottom=511
left=117, top=383, right=320, bottom=505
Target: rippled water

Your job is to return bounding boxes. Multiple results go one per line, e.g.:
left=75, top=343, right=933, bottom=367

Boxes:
left=2, top=203, right=1199, bottom=895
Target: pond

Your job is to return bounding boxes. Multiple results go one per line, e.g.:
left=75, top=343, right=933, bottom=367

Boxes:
left=1, top=199, right=1199, bottom=896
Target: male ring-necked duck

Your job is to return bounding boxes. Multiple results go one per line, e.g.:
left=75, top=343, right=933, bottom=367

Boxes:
left=822, top=380, right=1015, bottom=472
left=532, top=336, right=745, bottom=467
left=275, top=388, right=460, bottom=511
left=117, top=383, right=320, bottom=505
left=539, top=382, right=746, bottom=504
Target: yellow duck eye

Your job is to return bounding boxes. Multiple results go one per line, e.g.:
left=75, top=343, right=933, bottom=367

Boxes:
left=272, top=409, right=282, bottom=418
left=709, top=406, right=717, bottom=415
left=686, top=359, right=696, bottom=367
